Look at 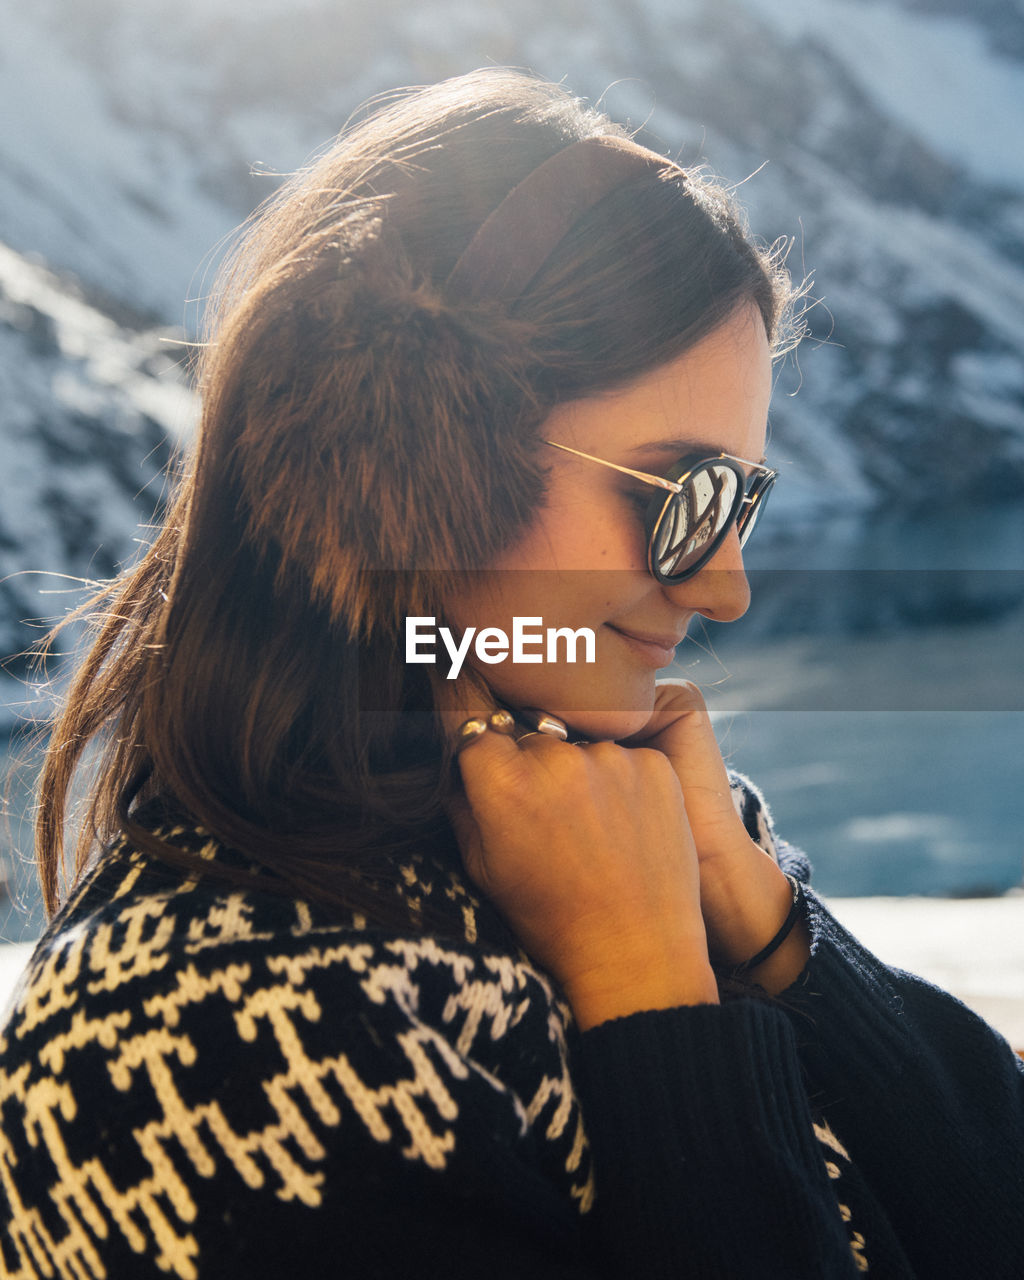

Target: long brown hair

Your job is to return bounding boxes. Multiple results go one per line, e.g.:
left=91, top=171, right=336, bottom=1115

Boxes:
left=36, top=68, right=795, bottom=924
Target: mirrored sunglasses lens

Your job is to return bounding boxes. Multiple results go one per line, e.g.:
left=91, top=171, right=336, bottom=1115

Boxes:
left=652, top=464, right=740, bottom=579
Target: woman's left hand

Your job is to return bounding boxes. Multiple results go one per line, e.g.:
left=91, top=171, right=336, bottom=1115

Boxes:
left=621, top=679, right=810, bottom=993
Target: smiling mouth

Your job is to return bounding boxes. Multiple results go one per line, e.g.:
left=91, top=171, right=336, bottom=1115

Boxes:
left=606, top=624, right=684, bottom=666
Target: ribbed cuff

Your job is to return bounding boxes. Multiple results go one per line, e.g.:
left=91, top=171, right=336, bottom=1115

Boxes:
left=576, top=1000, right=857, bottom=1277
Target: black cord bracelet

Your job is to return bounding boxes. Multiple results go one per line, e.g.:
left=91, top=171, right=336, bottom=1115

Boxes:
left=729, top=874, right=804, bottom=978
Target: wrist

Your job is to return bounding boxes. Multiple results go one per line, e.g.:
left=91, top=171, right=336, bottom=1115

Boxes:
left=563, top=927, right=720, bottom=1031
left=700, top=848, right=811, bottom=995
left=737, top=916, right=811, bottom=996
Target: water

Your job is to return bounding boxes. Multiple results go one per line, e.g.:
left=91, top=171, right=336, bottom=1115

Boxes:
left=669, top=603, right=1024, bottom=898
left=683, top=503, right=1024, bottom=898
left=710, top=707, right=1022, bottom=897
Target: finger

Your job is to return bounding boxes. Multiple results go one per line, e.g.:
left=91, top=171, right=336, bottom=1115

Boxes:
left=620, top=679, right=709, bottom=748
left=624, top=680, right=733, bottom=793
left=453, top=717, right=530, bottom=797
left=455, top=716, right=582, bottom=834
left=447, top=788, right=483, bottom=869
left=436, top=669, right=501, bottom=740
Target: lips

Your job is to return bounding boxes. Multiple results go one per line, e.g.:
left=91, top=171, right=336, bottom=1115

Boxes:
left=607, top=624, right=685, bottom=667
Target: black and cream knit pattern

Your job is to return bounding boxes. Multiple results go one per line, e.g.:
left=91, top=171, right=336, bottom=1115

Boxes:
left=2, top=776, right=1023, bottom=1278
left=0, top=816, right=598, bottom=1278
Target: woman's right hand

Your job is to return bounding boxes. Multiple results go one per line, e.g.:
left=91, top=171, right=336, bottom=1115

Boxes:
left=452, top=726, right=719, bottom=1030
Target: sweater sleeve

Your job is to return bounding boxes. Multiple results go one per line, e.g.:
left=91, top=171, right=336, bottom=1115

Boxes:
left=776, top=866, right=1024, bottom=1276
left=575, top=999, right=862, bottom=1279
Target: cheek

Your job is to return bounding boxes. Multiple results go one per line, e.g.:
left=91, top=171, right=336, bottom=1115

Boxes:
left=494, top=504, right=571, bottom=573
left=567, top=503, right=645, bottom=571
left=500, top=502, right=646, bottom=579
left=457, top=485, right=651, bottom=635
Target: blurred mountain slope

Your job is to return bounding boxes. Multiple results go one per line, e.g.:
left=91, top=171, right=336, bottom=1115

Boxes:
left=0, top=242, right=194, bottom=728
left=1, top=0, right=1022, bottom=708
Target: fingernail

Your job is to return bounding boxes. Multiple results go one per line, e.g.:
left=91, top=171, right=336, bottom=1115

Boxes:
left=521, top=708, right=569, bottom=740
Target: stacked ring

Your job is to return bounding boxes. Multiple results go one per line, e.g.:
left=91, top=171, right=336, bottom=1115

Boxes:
left=488, top=710, right=517, bottom=735
left=454, top=708, right=583, bottom=753
left=454, top=717, right=489, bottom=754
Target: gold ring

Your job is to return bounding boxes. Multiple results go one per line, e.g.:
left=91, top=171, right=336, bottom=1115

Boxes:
left=516, top=729, right=589, bottom=748
left=454, top=717, right=489, bottom=754
left=488, top=710, right=517, bottom=736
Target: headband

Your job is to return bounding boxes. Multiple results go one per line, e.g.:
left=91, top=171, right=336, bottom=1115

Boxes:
left=445, top=135, right=682, bottom=305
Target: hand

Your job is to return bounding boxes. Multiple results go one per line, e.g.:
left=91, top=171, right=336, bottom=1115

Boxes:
left=451, top=722, right=719, bottom=1029
left=619, top=680, right=753, bottom=871
left=621, top=680, right=810, bottom=992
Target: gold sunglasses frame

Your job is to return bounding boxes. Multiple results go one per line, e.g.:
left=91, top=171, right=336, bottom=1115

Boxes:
left=545, top=440, right=777, bottom=583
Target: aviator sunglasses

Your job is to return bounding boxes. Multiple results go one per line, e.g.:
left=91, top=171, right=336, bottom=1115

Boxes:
left=546, top=441, right=777, bottom=584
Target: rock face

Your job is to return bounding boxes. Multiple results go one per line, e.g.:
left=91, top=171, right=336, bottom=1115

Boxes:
left=0, top=245, right=194, bottom=728
left=1, top=0, right=1023, bottom=708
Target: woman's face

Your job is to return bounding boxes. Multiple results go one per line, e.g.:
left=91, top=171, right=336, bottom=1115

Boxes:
left=446, top=304, right=774, bottom=740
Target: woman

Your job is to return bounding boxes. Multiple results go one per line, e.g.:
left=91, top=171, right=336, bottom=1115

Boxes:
left=1, top=69, right=1021, bottom=1278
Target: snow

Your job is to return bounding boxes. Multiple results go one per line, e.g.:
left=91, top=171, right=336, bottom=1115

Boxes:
left=0, top=240, right=197, bottom=734
left=743, top=0, right=1024, bottom=190
left=0, top=3, right=239, bottom=324
left=0, top=0, right=1020, bottom=524
left=0, top=244, right=197, bottom=444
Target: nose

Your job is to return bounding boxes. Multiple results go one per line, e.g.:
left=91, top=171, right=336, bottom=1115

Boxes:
left=660, top=527, right=751, bottom=622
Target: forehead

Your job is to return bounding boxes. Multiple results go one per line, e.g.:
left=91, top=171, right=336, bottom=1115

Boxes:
left=546, top=306, right=773, bottom=464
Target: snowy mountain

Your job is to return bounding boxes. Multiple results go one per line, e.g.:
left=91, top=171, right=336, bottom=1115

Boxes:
left=0, top=243, right=194, bottom=727
left=2, top=0, right=1023, bottom=721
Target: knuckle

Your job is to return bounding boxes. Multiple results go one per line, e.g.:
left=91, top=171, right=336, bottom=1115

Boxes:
left=658, top=678, right=706, bottom=709
left=629, top=746, right=675, bottom=777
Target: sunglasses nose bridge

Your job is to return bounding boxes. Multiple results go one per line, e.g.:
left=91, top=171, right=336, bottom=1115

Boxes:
left=736, top=472, right=775, bottom=547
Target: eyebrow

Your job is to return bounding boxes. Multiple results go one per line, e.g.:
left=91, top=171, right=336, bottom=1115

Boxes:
left=628, top=438, right=769, bottom=467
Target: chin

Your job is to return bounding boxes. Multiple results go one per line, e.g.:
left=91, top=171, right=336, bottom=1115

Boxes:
left=563, top=705, right=657, bottom=743
left=503, top=676, right=658, bottom=743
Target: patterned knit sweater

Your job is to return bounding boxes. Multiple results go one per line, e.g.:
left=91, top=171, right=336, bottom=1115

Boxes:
left=1, top=777, right=1022, bottom=1278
